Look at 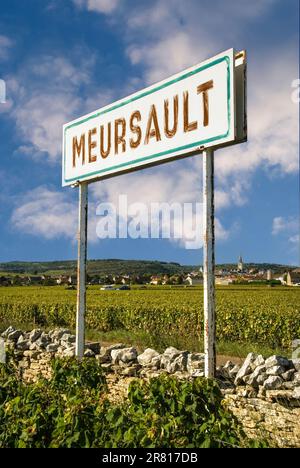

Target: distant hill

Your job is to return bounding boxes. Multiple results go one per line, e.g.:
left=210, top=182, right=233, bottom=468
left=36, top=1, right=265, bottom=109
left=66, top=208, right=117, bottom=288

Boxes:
left=0, top=259, right=297, bottom=277
left=0, top=259, right=196, bottom=276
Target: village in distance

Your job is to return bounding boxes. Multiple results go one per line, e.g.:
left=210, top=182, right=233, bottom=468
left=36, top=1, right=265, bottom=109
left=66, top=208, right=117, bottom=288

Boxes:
left=0, top=256, right=299, bottom=289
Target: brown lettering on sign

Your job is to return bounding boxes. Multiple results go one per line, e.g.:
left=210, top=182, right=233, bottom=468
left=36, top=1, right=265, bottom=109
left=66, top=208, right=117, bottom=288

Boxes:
left=197, top=80, right=214, bottom=127
left=164, top=95, right=178, bottom=138
left=115, top=118, right=126, bottom=154
left=145, top=104, right=161, bottom=144
left=100, top=123, right=111, bottom=159
left=88, top=128, right=97, bottom=163
left=183, top=91, right=197, bottom=133
left=129, top=111, right=142, bottom=149
left=72, top=134, right=85, bottom=167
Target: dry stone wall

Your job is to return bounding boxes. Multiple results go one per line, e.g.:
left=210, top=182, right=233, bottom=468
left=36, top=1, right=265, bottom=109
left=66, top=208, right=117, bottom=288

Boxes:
left=1, top=326, right=300, bottom=447
left=224, top=391, right=300, bottom=448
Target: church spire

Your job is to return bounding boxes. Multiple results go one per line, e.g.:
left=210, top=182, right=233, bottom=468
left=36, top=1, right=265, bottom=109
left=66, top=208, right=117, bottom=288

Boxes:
left=238, top=254, right=243, bottom=271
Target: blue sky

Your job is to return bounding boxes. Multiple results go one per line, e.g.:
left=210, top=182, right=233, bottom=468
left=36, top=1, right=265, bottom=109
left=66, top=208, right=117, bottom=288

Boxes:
left=0, top=0, right=299, bottom=266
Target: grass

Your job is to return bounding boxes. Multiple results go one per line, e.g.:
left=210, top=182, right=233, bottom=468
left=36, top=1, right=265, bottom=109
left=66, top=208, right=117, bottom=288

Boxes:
left=85, top=328, right=287, bottom=359
left=0, top=321, right=287, bottom=359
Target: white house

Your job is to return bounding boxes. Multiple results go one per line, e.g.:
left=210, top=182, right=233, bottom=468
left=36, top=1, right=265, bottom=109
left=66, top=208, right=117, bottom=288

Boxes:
left=184, top=275, right=203, bottom=286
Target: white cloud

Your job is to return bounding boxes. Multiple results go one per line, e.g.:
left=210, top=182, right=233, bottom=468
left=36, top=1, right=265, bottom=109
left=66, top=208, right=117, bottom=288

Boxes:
left=11, top=187, right=78, bottom=240
left=0, top=35, right=12, bottom=61
left=7, top=53, right=115, bottom=163
left=127, top=31, right=212, bottom=85
left=272, top=216, right=299, bottom=261
left=215, top=218, right=231, bottom=241
left=13, top=92, right=82, bottom=162
left=289, top=234, right=299, bottom=245
left=10, top=186, right=100, bottom=244
left=272, top=216, right=299, bottom=236
left=72, top=0, right=121, bottom=14
left=125, top=0, right=280, bottom=82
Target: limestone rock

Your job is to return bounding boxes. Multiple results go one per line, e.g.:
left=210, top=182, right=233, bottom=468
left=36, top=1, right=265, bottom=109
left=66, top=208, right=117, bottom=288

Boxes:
left=292, top=387, right=300, bottom=399
left=1, top=326, right=15, bottom=338
left=137, top=348, right=160, bottom=367
left=166, top=352, right=188, bottom=373
left=35, top=336, right=50, bottom=350
left=234, top=353, right=258, bottom=385
left=29, top=342, right=38, bottom=351
left=283, top=381, right=299, bottom=390
left=256, top=373, right=268, bottom=386
left=216, top=361, right=234, bottom=380
left=236, top=385, right=257, bottom=398
left=161, top=347, right=182, bottom=368
left=266, top=365, right=285, bottom=376
left=121, top=364, right=141, bottom=377
left=243, top=374, right=252, bottom=385
left=29, top=329, right=42, bottom=343
left=111, top=347, right=137, bottom=365
left=46, top=343, right=59, bottom=353
left=224, top=360, right=235, bottom=370
left=63, top=346, right=75, bottom=357
left=265, top=355, right=290, bottom=370
left=50, top=329, right=72, bottom=341
left=23, top=350, right=40, bottom=359
left=263, top=375, right=283, bottom=390
left=187, top=353, right=205, bottom=375
left=84, top=348, right=95, bottom=358
left=98, top=343, right=126, bottom=363
left=85, top=342, right=100, bottom=355
left=253, top=355, right=265, bottom=368
left=120, top=347, right=138, bottom=364
left=229, top=365, right=240, bottom=379
left=61, top=333, right=76, bottom=345
left=101, top=363, right=113, bottom=372
left=16, top=340, right=30, bottom=351
left=190, top=370, right=204, bottom=378
left=151, top=356, right=161, bottom=370
left=282, top=369, right=295, bottom=381
left=247, top=365, right=266, bottom=388
left=292, top=359, right=300, bottom=372
left=7, top=330, right=23, bottom=342
left=293, top=372, right=300, bottom=383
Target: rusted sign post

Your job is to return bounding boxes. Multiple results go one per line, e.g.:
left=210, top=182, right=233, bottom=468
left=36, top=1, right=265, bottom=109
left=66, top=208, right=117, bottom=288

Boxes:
left=203, top=149, right=216, bottom=377
left=63, top=49, right=247, bottom=371
left=75, top=182, right=88, bottom=358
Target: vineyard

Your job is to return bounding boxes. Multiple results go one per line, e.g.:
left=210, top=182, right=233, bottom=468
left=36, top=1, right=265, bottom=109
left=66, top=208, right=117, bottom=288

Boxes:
left=0, top=356, right=265, bottom=448
left=0, top=285, right=299, bottom=351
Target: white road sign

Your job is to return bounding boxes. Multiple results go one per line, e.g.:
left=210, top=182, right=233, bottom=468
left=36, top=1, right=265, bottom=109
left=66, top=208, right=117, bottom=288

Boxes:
left=62, top=48, right=246, bottom=186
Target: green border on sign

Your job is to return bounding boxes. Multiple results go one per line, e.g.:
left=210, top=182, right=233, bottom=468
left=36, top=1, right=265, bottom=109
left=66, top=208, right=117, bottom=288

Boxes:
left=63, top=56, right=231, bottom=184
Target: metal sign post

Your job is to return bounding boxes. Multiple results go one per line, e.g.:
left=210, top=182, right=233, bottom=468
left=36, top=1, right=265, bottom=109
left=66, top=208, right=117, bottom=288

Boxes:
left=203, top=149, right=216, bottom=378
left=75, top=182, right=88, bottom=358
left=63, top=49, right=247, bottom=371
